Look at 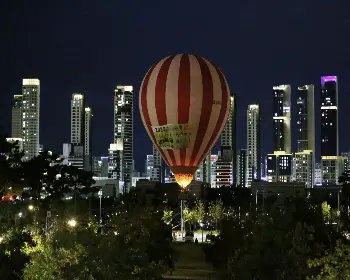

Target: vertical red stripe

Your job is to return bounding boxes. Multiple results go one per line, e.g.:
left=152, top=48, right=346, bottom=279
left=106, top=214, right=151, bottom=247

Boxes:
left=189, top=56, right=214, bottom=166
left=197, top=65, right=230, bottom=165
left=154, top=55, right=177, bottom=166
left=140, top=63, right=171, bottom=166
left=177, top=55, right=191, bottom=166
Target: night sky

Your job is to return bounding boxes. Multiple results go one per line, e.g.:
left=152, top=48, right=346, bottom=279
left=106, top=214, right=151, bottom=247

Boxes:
left=2, top=0, right=350, bottom=173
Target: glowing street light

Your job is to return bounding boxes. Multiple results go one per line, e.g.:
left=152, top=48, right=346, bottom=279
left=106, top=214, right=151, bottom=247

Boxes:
left=18, top=212, right=23, bottom=218
left=67, top=219, right=77, bottom=227
left=28, top=205, right=34, bottom=211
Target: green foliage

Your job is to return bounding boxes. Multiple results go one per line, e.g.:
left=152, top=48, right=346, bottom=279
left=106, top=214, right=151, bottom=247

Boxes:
left=192, top=200, right=205, bottom=224
left=205, top=199, right=343, bottom=280
left=322, top=201, right=331, bottom=221
left=208, top=199, right=224, bottom=229
left=183, top=206, right=196, bottom=231
left=308, top=240, right=350, bottom=280
left=162, top=209, right=173, bottom=225
left=21, top=207, right=174, bottom=280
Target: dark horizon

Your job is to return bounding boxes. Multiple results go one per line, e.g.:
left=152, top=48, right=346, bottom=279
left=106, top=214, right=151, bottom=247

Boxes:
left=2, top=0, right=350, bottom=173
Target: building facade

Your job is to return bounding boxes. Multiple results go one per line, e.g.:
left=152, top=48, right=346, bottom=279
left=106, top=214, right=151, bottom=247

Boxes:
left=84, top=107, right=92, bottom=171
left=236, top=149, right=247, bottom=187
left=22, top=79, right=40, bottom=160
left=220, top=95, right=236, bottom=185
left=110, top=85, right=133, bottom=192
left=273, top=85, right=291, bottom=153
left=295, top=85, right=315, bottom=187
left=11, top=95, right=23, bottom=138
left=246, top=104, right=260, bottom=186
left=195, top=153, right=211, bottom=184
left=320, top=76, right=339, bottom=185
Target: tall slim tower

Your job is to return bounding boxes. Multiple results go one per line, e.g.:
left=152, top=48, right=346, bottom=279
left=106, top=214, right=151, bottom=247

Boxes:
left=320, top=76, right=339, bottom=185
left=22, top=79, right=40, bottom=160
left=11, top=95, right=23, bottom=138
left=246, top=104, right=261, bottom=187
left=296, top=85, right=315, bottom=152
left=220, top=95, right=236, bottom=185
left=320, top=76, right=338, bottom=157
left=70, top=93, right=85, bottom=146
left=273, top=85, right=291, bottom=153
left=295, top=85, right=315, bottom=187
left=113, top=85, right=133, bottom=192
left=84, top=107, right=92, bottom=171
left=267, top=85, right=292, bottom=182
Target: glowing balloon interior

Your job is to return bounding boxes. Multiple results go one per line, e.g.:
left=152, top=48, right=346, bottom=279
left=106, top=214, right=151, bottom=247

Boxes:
left=139, top=54, right=231, bottom=188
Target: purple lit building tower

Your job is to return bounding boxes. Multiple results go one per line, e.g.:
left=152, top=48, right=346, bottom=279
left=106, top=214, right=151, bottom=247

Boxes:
left=320, top=76, right=338, bottom=157
left=320, top=76, right=339, bottom=185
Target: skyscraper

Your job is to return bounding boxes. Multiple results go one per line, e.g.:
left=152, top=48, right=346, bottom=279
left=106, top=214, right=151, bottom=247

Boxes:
left=296, top=85, right=315, bottom=152
left=69, top=93, right=85, bottom=170
left=321, top=76, right=338, bottom=157
left=295, top=85, right=315, bottom=187
left=111, top=85, right=133, bottom=192
left=267, top=85, right=292, bottom=182
left=22, top=79, right=40, bottom=160
left=273, top=85, right=291, bottom=153
left=220, top=95, right=236, bottom=185
left=236, top=149, right=247, bottom=187
left=320, top=76, right=339, bottom=185
left=11, top=95, right=23, bottom=138
left=84, top=107, right=92, bottom=171
left=71, top=93, right=85, bottom=146
left=246, top=104, right=260, bottom=186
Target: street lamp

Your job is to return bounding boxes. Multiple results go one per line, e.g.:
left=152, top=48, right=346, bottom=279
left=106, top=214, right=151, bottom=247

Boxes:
left=98, top=189, right=103, bottom=225
left=67, top=219, right=77, bottom=227
left=28, top=205, right=34, bottom=211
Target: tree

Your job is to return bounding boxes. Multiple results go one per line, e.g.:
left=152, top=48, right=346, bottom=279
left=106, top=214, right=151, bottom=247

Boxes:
left=162, top=209, right=174, bottom=226
left=205, top=200, right=343, bottom=280
left=322, top=201, right=331, bottom=222
left=183, top=206, right=196, bottom=232
left=0, top=134, right=24, bottom=198
left=193, top=199, right=205, bottom=226
left=208, top=199, right=224, bottom=230
left=308, top=240, right=350, bottom=280
left=22, top=207, right=174, bottom=280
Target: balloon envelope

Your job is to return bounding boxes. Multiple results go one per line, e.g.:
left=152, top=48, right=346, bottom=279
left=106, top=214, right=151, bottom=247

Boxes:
left=139, top=54, right=230, bottom=188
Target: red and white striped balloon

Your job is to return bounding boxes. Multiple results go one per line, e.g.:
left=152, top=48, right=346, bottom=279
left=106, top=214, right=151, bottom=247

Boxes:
left=139, top=54, right=230, bottom=188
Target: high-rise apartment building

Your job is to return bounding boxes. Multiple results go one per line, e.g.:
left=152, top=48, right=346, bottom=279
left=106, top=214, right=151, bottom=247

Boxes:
left=84, top=107, right=92, bottom=171
left=267, top=85, right=292, bottom=182
left=246, top=104, right=260, bottom=186
left=195, top=153, right=211, bottom=184
left=69, top=93, right=86, bottom=170
left=295, top=85, right=315, bottom=187
left=236, top=149, right=247, bottom=187
left=266, top=152, right=293, bottom=183
left=110, top=85, right=133, bottom=192
left=22, top=79, right=40, bottom=160
left=11, top=95, right=23, bottom=138
left=320, top=76, right=339, bottom=185
left=219, top=95, right=236, bottom=185
left=71, top=93, right=85, bottom=146
left=272, top=85, right=291, bottom=153
left=296, top=85, right=315, bottom=152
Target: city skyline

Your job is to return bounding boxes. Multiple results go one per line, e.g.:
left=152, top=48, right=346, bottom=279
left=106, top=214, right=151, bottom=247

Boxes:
left=4, top=75, right=350, bottom=174
left=3, top=1, right=350, bottom=172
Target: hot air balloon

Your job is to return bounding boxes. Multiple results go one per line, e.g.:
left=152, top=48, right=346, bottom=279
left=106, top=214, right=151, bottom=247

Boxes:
left=139, top=54, right=230, bottom=188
